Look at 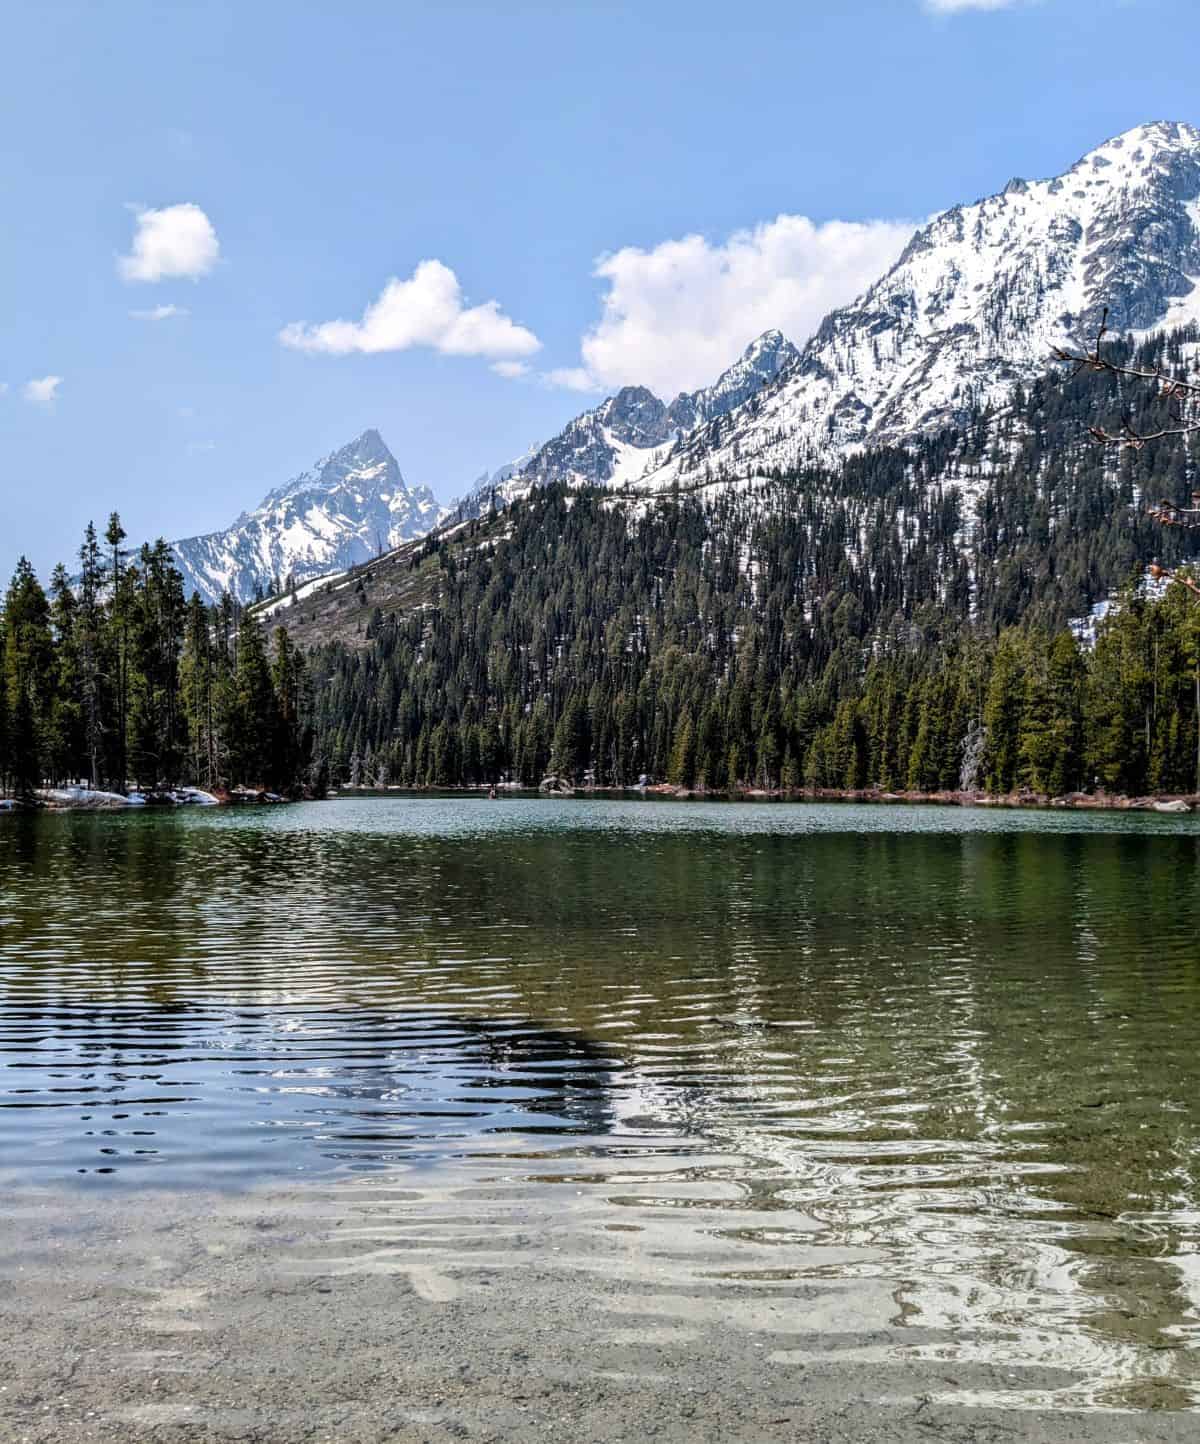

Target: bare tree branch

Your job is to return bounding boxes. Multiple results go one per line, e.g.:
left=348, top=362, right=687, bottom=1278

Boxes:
left=1054, top=307, right=1200, bottom=531
left=1148, top=562, right=1200, bottom=601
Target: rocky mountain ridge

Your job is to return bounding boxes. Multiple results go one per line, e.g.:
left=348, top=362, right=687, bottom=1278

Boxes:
left=639, top=120, right=1200, bottom=488
left=457, top=329, right=800, bottom=517
left=170, top=430, right=447, bottom=603
left=172, top=122, right=1200, bottom=601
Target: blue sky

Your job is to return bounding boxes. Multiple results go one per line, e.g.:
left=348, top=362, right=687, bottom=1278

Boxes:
left=2, top=0, right=1196, bottom=580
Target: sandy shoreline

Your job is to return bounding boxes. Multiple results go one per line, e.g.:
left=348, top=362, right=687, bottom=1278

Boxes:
left=3, top=1166, right=1195, bottom=1444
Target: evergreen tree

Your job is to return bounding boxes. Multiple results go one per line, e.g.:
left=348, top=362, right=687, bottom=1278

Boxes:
left=2, top=558, right=54, bottom=799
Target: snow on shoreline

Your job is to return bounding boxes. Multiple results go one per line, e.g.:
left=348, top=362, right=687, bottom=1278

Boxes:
left=10, top=786, right=224, bottom=811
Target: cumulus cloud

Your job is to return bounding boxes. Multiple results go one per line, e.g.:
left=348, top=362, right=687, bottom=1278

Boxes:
left=23, top=376, right=62, bottom=404
left=119, top=203, right=220, bottom=283
left=130, top=303, right=189, bottom=320
left=555, top=214, right=914, bottom=399
left=490, top=359, right=531, bottom=379
left=280, top=259, right=541, bottom=361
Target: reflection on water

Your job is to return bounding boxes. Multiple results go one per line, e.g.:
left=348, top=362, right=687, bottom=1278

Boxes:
left=3, top=797, right=1200, bottom=1410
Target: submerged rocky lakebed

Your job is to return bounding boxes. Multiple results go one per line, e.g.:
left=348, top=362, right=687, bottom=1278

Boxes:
left=2, top=797, right=1199, bottom=1440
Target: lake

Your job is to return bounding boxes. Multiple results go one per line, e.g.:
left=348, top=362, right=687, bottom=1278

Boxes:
left=2, top=797, right=1200, bottom=1422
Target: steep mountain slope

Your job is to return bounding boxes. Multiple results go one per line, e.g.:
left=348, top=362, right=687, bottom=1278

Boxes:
left=283, top=334, right=1200, bottom=798
left=456, top=329, right=799, bottom=517
left=170, top=430, right=447, bottom=603
left=181, top=121, right=1200, bottom=603
left=667, top=328, right=802, bottom=431
left=642, top=121, right=1200, bottom=488
left=276, top=328, right=1197, bottom=653
left=463, top=446, right=538, bottom=509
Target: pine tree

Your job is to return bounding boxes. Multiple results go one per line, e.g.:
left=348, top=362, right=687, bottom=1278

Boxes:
left=47, top=564, right=85, bottom=784
left=551, top=693, right=589, bottom=781
left=76, top=522, right=107, bottom=789
left=984, top=631, right=1026, bottom=793
left=3, top=558, right=54, bottom=800
left=224, top=620, right=278, bottom=788
left=105, top=513, right=130, bottom=790
left=667, top=708, right=697, bottom=787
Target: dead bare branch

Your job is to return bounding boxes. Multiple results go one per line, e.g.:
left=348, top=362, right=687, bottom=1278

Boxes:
left=1148, top=562, right=1200, bottom=600
left=1055, top=307, right=1200, bottom=601
left=1054, top=306, right=1200, bottom=452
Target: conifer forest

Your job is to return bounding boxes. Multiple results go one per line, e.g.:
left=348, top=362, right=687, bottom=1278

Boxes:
left=0, top=516, right=313, bottom=801
left=5, top=337, right=1200, bottom=805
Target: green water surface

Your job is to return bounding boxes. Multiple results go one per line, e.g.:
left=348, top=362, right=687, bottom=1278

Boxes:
left=2, top=797, right=1199, bottom=1409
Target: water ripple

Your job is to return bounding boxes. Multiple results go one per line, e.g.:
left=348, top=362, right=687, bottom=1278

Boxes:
left=2, top=798, right=1200, bottom=1409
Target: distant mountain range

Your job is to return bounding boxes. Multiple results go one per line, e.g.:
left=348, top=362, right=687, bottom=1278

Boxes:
left=170, top=430, right=446, bottom=603
left=168, top=121, right=1200, bottom=603
left=640, top=119, right=1200, bottom=488
left=455, top=328, right=801, bottom=518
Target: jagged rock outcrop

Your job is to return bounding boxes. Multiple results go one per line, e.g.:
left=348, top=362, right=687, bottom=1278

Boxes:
left=456, top=330, right=801, bottom=517
left=645, top=121, right=1200, bottom=486
left=170, top=430, right=447, bottom=602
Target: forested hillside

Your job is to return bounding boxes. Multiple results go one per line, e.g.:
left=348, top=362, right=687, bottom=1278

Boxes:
left=7, top=334, right=1200, bottom=805
left=298, top=333, right=1200, bottom=797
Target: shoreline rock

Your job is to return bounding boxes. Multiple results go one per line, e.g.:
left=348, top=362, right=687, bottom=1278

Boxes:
left=329, top=784, right=1199, bottom=815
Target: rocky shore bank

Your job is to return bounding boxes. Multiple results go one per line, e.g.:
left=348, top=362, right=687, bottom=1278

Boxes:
left=0, top=786, right=289, bottom=812
left=331, top=783, right=1197, bottom=814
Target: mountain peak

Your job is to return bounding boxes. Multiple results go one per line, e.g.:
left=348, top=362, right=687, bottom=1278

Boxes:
left=744, top=328, right=788, bottom=356
left=1090, top=119, right=1200, bottom=155
left=327, top=427, right=393, bottom=468
left=169, top=428, right=447, bottom=602
left=1067, top=120, right=1200, bottom=182
left=637, top=119, right=1200, bottom=489
left=278, top=429, right=402, bottom=505
left=601, top=387, right=670, bottom=448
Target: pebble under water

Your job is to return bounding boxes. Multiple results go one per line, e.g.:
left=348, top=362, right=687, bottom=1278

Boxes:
left=2, top=795, right=1200, bottom=1413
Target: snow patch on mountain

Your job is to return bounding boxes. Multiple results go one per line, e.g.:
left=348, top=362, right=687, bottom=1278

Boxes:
left=170, top=429, right=448, bottom=603
left=640, top=121, right=1200, bottom=489
left=454, top=328, right=801, bottom=517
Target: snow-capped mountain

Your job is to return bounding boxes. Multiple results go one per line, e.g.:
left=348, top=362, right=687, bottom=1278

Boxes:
left=171, top=430, right=447, bottom=603
left=460, top=446, right=539, bottom=516
left=458, top=110, right=1200, bottom=520
left=642, top=121, right=1200, bottom=488
left=457, top=329, right=800, bottom=516
left=666, top=328, right=801, bottom=432
left=179, top=121, right=1200, bottom=606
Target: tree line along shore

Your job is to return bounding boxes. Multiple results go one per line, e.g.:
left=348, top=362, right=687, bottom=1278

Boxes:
left=7, top=331, right=1200, bottom=812
left=0, top=515, right=319, bottom=807
left=293, top=338, right=1200, bottom=803
left=5, top=502, right=1200, bottom=813
left=299, top=500, right=1200, bottom=804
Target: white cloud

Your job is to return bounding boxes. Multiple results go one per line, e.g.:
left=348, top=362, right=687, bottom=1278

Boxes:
left=543, top=366, right=602, bottom=393
left=119, top=203, right=220, bottom=283
left=130, top=303, right=189, bottom=320
left=491, top=359, right=531, bottom=379
left=23, top=375, right=62, bottom=404
left=280, top=259, right=541, bottom=360
left=555, top=214, right=914, bottom=399
left=923, top=0, right=1026, bottom=11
